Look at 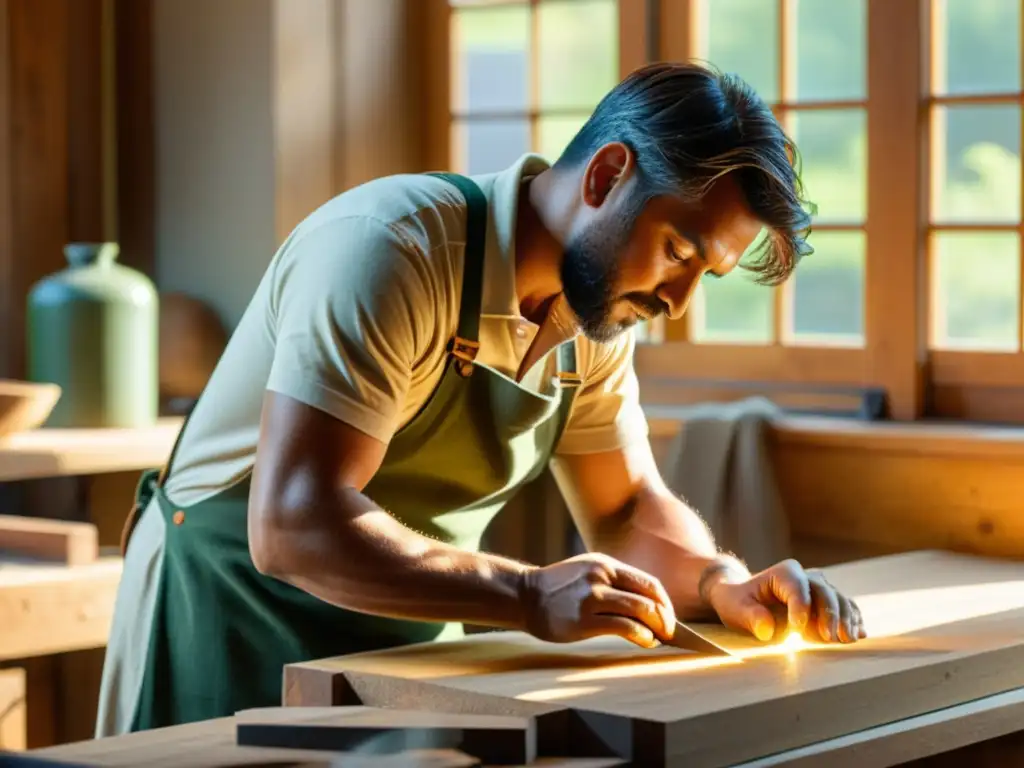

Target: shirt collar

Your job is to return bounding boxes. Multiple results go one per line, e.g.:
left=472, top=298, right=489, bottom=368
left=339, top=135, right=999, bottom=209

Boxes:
left=472, top=153, right=552, bottom=319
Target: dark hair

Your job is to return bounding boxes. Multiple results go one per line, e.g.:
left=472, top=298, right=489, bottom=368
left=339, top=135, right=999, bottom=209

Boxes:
left=555, top=60, right=815, bottom=285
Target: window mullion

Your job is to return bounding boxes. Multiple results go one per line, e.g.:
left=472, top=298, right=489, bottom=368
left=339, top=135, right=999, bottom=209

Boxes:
left=864, top=0, right=929, bottom=420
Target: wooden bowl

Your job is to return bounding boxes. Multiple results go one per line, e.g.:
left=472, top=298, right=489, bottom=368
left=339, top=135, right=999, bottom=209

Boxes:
left=0, top=380, right=62, bottom=438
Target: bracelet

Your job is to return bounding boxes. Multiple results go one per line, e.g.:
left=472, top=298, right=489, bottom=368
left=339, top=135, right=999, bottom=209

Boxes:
left=697, top=553, right=750, bottom=607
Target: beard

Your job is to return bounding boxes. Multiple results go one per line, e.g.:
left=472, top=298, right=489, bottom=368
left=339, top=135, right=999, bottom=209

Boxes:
left=560, top=200, right=666, bottom=343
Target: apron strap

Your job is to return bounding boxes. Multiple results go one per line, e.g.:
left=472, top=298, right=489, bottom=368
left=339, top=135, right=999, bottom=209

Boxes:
left=556, top=340, right=580, bottom=389
left=428, top=172, right=488, bottom=377
left=124, top=173, right=491, bottom=556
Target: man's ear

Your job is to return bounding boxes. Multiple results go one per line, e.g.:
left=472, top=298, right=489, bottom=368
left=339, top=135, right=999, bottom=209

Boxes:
left=581, top=142, right=634, bottom=208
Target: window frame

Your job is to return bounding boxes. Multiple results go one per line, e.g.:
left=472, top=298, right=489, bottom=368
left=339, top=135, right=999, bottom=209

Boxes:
left=430, top=0, right=1024, bottom=424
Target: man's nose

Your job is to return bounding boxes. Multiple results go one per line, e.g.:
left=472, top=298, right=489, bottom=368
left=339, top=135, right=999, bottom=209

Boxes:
left=657, top=274, right=700, bottom=321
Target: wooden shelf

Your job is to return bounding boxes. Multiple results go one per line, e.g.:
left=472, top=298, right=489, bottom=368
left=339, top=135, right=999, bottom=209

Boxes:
left=0, top=554, right=123, bottom=661
left=644, top=407, right=1024, bottom=460
left=0, top=418, right=182, bottom=482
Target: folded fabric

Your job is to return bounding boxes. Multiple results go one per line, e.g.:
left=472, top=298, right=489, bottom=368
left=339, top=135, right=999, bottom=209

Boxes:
left=658, top=396, right=792, bottom=573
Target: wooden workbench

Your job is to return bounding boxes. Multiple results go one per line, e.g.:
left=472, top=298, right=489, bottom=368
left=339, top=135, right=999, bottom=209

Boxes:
left=280, top=550, right=1024, bottom=767
left=7, top=550, right=1024, bottom=766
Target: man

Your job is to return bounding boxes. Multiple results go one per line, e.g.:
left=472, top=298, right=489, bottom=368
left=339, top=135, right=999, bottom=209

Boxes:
left=97, top=61, right=865, bottom=737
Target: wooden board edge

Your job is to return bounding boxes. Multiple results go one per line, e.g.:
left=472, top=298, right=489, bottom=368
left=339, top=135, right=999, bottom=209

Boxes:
left=664, top=643, right=1024, bottom=766
left=730, top=686, right=1024, bottom=767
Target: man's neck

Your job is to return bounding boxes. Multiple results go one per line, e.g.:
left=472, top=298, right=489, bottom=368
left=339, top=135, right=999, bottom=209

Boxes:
left=514, top=170, right=574, bottom=325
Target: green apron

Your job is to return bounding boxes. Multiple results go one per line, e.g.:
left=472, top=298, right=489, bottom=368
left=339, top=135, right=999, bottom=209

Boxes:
left=119, top=173, right=581, bottom=732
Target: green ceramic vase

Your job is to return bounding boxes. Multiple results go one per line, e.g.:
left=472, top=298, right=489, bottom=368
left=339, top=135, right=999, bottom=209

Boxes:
left=27, top=242, right=159, bottom=428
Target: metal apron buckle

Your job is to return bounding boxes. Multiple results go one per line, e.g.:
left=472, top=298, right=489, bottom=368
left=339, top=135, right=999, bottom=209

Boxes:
left=448, top=336, right=480, bottom=377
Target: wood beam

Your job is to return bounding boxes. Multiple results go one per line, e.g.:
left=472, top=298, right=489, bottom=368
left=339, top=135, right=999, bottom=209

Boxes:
left=864, top=0, right=928, bottom=419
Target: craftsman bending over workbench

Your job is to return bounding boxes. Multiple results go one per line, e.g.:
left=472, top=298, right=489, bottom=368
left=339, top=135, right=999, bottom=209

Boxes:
left=97, top=61, right=865, bottom=737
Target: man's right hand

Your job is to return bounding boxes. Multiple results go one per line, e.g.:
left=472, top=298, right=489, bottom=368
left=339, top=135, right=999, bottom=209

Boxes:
left=520, top=553, right=675, bottom=648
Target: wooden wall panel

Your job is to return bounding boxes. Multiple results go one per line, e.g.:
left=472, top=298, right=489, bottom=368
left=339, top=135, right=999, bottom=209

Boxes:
left=645, top=418, right=1024, bottom=565
left=113, top=0, right=155, bottom=277
left=0, top=0, right=120, bottom=379
left=334, top=0, right=434, bottom=191
left=0, top=0, right=75, bottom=379
left=272, top=0, right=335, bottom=242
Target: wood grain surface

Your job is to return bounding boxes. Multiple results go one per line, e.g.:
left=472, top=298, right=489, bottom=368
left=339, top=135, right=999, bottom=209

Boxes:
left=234, top=706, right=536, bottom=765
left=0, top=516, right=97, bottom=566
left=284, top=551, right=1024, bottom=767
left=16, top=712, right=624, bottom=767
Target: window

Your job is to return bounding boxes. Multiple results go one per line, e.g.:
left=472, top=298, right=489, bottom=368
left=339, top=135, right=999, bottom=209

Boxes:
left=448, top=0, right=625, bottom=175
left=639, top=0, right=869, bottom=391
left=432, top=0, right=1024, bottom=424
left=690, top=1, right=866, bottom=350
left=927, top=0, right=1024, bottom=420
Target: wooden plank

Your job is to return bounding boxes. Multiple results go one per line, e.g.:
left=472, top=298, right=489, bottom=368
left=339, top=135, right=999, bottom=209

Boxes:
left=13, top=716, right=378, bottom=767
left=284, top=551, right=1024, bottom=767
left=0, top=668, right=25, bottom=752
left=0, top=557, right=122, bottom=661
left=0, top=516, right=97, bottom=566
left=732, top=686, right=1024, bottom=767
left=0, top=417, right=180, bottom=482
left=19, top=714, right=620, bottom=767
left=235, top=706, right=535, bottom=765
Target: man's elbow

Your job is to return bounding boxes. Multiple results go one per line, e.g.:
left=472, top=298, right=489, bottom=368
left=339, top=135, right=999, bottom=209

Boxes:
left=247, top=491, right=321, bottom=578
left=248, top=501, right=289, bottom=577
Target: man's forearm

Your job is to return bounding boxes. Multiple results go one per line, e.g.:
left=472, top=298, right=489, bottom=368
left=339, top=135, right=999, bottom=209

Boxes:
left=587, top=487, right=749, bottom=619
left=250, top=486, right=536, bottom=630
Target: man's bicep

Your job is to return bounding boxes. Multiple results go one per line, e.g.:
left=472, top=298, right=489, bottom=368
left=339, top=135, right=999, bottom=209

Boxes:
left=266, top=217, right=433, bottom=446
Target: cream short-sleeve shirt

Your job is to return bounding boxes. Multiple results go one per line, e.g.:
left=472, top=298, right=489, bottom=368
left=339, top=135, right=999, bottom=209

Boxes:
left=163, top=154, right=650, bottom=507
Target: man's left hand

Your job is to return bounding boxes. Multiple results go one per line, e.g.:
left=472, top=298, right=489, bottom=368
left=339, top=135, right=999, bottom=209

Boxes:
left=706, top=559, right=867, bottom=644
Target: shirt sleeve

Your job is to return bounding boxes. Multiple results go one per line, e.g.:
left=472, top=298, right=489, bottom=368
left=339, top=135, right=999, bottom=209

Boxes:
left=266, top=215, right=435, bottom=444
left=554, top=329, right=650, bottom=455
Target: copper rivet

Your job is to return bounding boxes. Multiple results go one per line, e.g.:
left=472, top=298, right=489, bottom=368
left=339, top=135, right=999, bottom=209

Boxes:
left=172, top=511, right=185, bottom=525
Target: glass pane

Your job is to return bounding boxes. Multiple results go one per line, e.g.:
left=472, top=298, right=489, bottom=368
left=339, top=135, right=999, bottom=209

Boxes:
left=791, top=109, right=866, bottom=224
left=790, top=230, right=865, bottom=344
left=931, top=231, right=1020, bottom=351
left=537, top=0, right=618, bottom=110
left=793, top=0, right=866, bottom=101
left=537, top=114, right=588, bottom=162
left=452, top=5, right=530, bottom=112
left=702, top=0, right=779, bottom=103
left=454, top=120, right=530, bottom=175
left=690, top=233, right=774, bottom=343
left=933, top=105, right=1021, bottom=224
left=935, top=0, right=1020, bottom=95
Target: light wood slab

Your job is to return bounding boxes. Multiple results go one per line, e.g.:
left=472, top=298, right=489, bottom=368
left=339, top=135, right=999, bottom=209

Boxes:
left=0, top=418, right=180, bottom=482
left=0, top=668, right=25, bottom=751
left=732, top=685, right=1024, bottom=767
left=0, top=516, right=98, bottom=566
left=0, top=556, right=122, bottom=661
left=285, top=551, right=1024, bottom=767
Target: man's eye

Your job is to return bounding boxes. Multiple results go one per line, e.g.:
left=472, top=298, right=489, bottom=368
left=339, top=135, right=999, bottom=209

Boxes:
left=666, top=238, right=687, bottom=262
